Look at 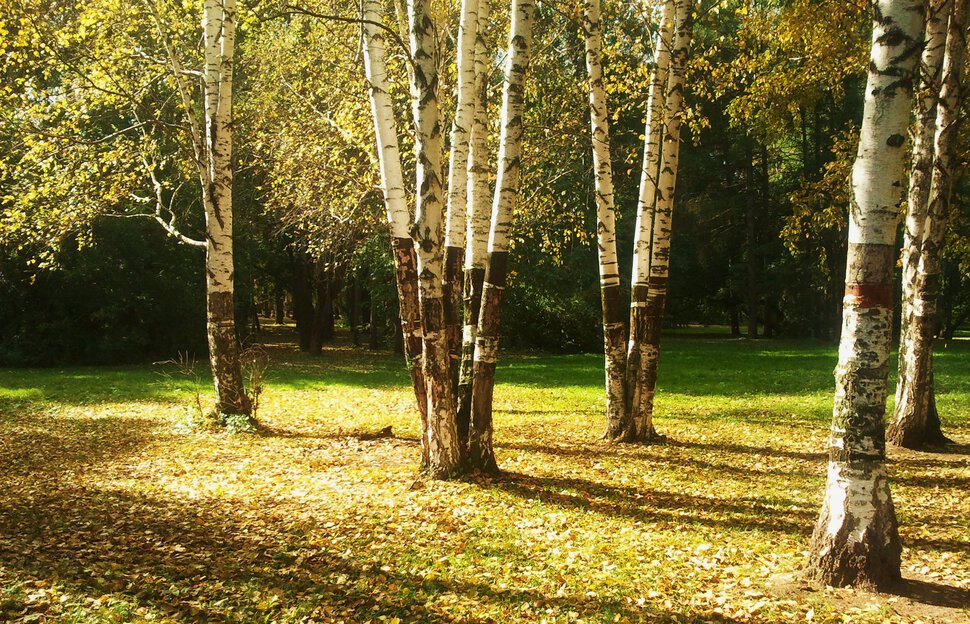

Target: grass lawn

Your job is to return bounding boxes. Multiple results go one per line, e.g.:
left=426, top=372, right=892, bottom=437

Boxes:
left=0, top=328, right=968, bottom=623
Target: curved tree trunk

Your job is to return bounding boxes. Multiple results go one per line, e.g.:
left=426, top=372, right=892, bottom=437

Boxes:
left=628, top=0, right=692, bottom=443
left=622, top=0, right=675, bottom=443
left=805, top=0, right=921, bottom=590
left=469, top=0, right=535, bottom=473
left=408, top=0, right=462, bottom=479
left=889, top=0, right=966, bottom=449
left=457, top=0, right=492, bottom=451
left=582, top=0, right=625, bottom=441
left=361, top=0, right=429, bottom=461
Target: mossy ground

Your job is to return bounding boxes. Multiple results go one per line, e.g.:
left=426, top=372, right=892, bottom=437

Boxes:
left=1, top=327, right=967, bottom=623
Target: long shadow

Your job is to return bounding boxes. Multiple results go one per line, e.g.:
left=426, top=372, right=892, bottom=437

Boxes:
left=495, top=441, right=819, bottom=479
left=893, top=578, right=970, bottom=609
left=0, top=485, right=746, bottom=623
left=485, top=471, right=816, bottom=536
left=667, top=439, right=827, bottom=462
left=0, top=366, right=195, bottom=407
left=0, top=415, right=158, bottom=477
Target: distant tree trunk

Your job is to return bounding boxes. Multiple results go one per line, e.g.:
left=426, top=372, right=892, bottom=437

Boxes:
left=361, top=0, right=429, bottom=446
left=582, top=0, right=625, bottom=440
left=349, top=278, right=361, bottom=346
left=409, top=0, right=462, bottom=478
left=627, top=0, right=692, bottom=443
left=622, top=0, right=675, bottom=443
left=889, top=0, right=966, bottom=449
left=806, top=0, right=920, bottom=590
left=274, top=287, right=285, bottom=325
left=469, top=0, right=535, bottom=472
left=745, top=156, right=758, bottom=339
left=444, top=0, right=480, bottom=397
left=457, top=0, right=491, bottom=451
left=369, top=293, right=383, bottom=350
left=293, top=255, right=314, bottom=352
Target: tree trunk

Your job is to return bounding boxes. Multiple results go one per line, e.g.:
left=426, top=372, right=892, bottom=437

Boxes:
left=293, top=255, right=314, bottom=352
left=623, top=0, right=675, bottom=443
left=805, top=0, right=920, bottom=590
left=746, top=156, right=758, bottom=339
left=444, top=0, right=481, bottom=400
left=889, top=0, right=966, bottom=449
left=628, top=0, right=693, bottom=443
left=457, top=0, right=492, bottom=453
left=582, top=0, right=626, bottom=441
left=274, top=287, right=285, bottom=325
left=469, top=0, right=535, bottom=472
left=361, top=0, right=430, bottom=451
left=408, top=0, right=462, bottom=478
left=201, top=0, right=249, bottom=417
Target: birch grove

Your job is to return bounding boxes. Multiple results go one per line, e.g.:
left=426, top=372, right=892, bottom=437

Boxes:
left=889, top=0, right=968, bottom=449
left=806, top=0, right=922, bottom=589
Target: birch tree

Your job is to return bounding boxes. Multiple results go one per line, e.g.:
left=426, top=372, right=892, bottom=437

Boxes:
left=889, top=0, right=968, bottom=449
left=806, top=0, right=922, bottom=589
left=468, top=0, right=535, bottom=472
left=582, top=0, right=625, bottom=439
left=361, top=0, right=430, bottom=452
left=147, top=0, right=251, bottom=419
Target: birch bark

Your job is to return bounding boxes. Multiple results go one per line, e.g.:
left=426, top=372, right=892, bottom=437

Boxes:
left=457, top=0, right=492, bottom=449
left=806, top=0, right=922, bottom=589
left=627, top=0, right=692, bottom=443
left=620, top=0, right=675, bottom=443
left=443, top=0, right=482, bottom=397
left=889, top=0, right=966, bottom=448
left=361, top=0, right=430, bottom=449
left=468, top=0, right=534, bottom=472
left=409, top=0, right=462, bottom=478
left=201, top=0, right=249, bottom=417
left=582, top=0, right=625, bottom=440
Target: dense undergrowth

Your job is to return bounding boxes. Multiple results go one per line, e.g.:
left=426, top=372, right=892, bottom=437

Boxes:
left=0, top=328, right=967, bottom=623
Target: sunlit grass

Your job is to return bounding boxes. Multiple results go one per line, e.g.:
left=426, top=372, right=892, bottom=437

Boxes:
left=0, top=330, right=967, bottom=623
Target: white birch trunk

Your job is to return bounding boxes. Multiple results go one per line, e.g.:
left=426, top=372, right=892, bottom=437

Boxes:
left=361, top=0, right=430, bottom=444
left=622, top=0, right=675, bottom=442
left=890, top=0, right=967, bottom=448
left=457, top=0, right=492, bottom=448
left=582, top=0, right=625, bottom=440
left=627, top=0, right=691, bottom=442
left=201, top=0, right=249, bottom=417
left=469, top=0, right=535, bottom=472
left=443, top=0, right=482, bottom=404
left=408, top=0, right=461, bottom=478
left=806, top=0, right=922, bottom=590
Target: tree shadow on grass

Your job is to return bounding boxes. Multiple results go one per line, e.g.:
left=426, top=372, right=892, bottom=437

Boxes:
left=0, top=415, right=158, bottom=477
left=0, top=486, right=746, bottom=623
left=485, top=471, right=815, bottom=536
left=892, top=577, right=970, bottom=609
left=667, top=439, right=827, bottom=462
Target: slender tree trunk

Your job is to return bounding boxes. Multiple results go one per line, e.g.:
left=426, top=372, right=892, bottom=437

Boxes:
left=806, top=0, right=921, bottom=590
left=628, top=0, right=693, bottom=443
left=409, top=0, right=462, bottom=478
left=582, top=0, right=625, bottom=440
left=444, top=0, right=481, bottom=400
left=201, top=0, right=249, bottom=417
left=889, top=0, right=966, bottom=448
left=468, top=0, right=535, bottom=472
left=457, top=0, right=492, bottom=451
left=746, top=156, right=758, bottom=339
left=361, top=0, right=429, bottom=453
left=274, top=287, right=285, bottom=325
left=622, top=0, right=675, bottom=443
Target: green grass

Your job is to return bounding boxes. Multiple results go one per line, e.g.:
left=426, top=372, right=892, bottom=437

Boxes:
left=0, top=330, right=968, bottom=623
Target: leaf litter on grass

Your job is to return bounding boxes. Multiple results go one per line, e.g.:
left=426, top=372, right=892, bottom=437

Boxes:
left=0, top=335, right=968, bottom=623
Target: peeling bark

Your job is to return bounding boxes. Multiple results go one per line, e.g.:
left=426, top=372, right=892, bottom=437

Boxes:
left=806, top=0, right=921, bottom=590
left=469, top=0, right=534, bottom=473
